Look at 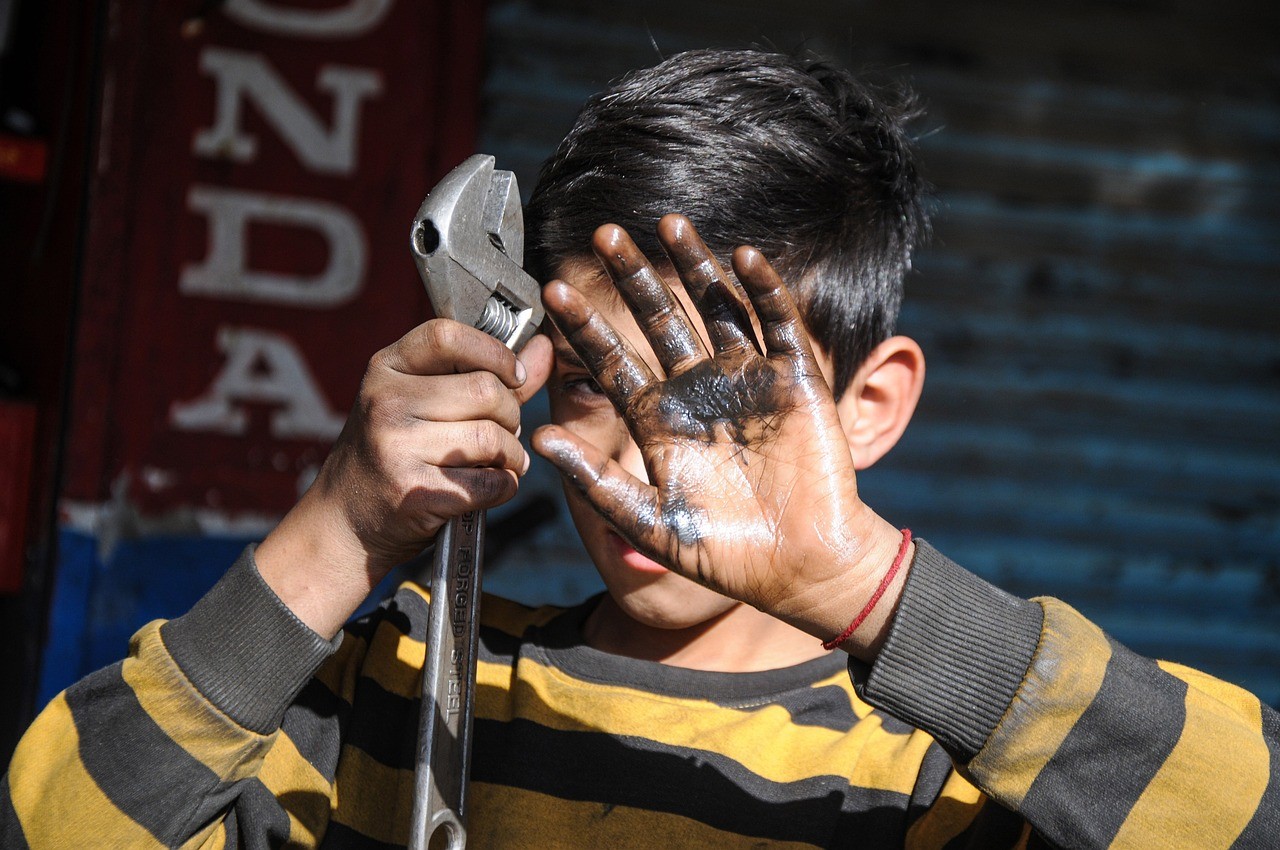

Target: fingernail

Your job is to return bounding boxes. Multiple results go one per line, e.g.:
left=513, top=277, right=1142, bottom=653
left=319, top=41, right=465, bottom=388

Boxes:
left=521, top=451, right=531, bottom=475
left=515, top=360, right=527, bottom=384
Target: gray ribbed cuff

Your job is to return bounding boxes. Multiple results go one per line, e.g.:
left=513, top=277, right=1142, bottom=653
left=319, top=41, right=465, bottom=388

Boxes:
left=849, top=540, right=1044, bottom=761
left=160, top=545, right=340, bottom=734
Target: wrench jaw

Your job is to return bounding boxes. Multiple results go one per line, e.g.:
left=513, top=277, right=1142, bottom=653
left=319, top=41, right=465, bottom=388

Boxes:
left=410, top=155, right=545, bottom=352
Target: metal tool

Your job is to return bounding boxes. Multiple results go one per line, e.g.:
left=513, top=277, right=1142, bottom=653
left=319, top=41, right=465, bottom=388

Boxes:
left=407, top=155, right=544, bottom=850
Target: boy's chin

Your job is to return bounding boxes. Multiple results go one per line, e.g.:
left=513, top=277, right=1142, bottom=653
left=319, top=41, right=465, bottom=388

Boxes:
left=599, top=572, right=740, bottom=633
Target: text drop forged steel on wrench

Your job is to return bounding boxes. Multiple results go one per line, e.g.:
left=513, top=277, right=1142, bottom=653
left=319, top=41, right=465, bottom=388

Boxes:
left=406, top=155, right=543, bottom=850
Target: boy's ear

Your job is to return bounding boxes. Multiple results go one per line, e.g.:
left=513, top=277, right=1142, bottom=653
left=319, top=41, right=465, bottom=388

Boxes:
left=830, top=336, right=925, bottom=470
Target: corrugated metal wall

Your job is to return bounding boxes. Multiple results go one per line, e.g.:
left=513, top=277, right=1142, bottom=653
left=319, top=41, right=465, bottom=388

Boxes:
left=475, top=0, right=1280, bottom=706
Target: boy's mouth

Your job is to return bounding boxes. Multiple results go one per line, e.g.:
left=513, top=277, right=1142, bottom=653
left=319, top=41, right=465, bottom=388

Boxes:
left=607, top=532, right=670, bottom=575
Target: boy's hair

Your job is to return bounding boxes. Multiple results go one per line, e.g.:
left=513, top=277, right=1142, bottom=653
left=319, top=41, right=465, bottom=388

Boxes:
left=526, top=48, right=929, bottom=397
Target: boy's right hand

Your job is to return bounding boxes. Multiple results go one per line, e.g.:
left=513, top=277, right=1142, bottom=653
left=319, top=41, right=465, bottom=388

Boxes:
left=254, top=320, right=553, bottom=638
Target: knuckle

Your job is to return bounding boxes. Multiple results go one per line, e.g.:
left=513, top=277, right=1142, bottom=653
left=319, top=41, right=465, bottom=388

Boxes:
left=471, top=421, right=505, bottom=459
left=424, top=318, right=458, bottom=352
left=468, top=371, right=503, bottom=407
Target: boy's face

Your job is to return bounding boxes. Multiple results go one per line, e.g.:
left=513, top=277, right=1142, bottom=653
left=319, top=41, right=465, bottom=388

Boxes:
left=545, top=255, right=843, bottom=631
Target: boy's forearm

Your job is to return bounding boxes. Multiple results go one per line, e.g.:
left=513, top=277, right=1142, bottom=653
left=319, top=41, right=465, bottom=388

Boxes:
left=2, top=551, right=328, bottom=847
left=851, top=541, right=1280, bottom=847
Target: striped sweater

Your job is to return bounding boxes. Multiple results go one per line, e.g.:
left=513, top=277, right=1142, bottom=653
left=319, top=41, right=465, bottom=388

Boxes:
left=3, top=541, right=1277, bottom=848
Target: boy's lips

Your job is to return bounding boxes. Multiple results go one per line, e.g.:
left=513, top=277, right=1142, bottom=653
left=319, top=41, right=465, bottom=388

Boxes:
left=607, top=532, right=670, bottom=575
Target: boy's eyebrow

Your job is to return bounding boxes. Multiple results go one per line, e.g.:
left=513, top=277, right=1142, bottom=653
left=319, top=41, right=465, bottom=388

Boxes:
left=551, top=341, right=586, bottom=369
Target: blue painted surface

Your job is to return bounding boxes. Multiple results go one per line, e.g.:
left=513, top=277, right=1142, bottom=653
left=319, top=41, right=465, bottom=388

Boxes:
left=38, top=530, right=256, bottom=708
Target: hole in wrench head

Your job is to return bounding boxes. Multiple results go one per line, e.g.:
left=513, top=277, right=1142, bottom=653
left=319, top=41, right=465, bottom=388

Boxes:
left=428, top=820, right=463, bottom=850
left=415, top=220, right=441, bottom=256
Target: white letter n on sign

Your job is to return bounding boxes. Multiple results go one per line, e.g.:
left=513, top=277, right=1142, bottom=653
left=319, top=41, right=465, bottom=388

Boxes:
left=171, top=326, right=346, bottom=440
left=194, top=47, right=382, bottom=175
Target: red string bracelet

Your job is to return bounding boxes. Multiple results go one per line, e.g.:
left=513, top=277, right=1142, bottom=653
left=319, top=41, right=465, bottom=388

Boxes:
left=821, top=528, right=913, bottom=651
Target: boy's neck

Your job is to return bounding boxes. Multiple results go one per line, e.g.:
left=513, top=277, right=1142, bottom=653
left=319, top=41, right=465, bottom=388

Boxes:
left=581, top=594, right=831, bottom=673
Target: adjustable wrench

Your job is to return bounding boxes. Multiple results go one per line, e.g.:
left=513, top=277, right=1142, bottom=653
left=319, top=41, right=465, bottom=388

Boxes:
left=407, top=155, right=544, bottom=850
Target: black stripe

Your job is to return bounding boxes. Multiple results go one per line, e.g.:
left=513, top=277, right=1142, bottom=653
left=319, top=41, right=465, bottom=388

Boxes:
left=320, top=819, right=402, bottom=849
left=906, top=740, right=955, bottom=826
left=232, top=777, right=295, bottom=849
left=719, top=682, right=859, bottom=732
left=478, top=622, right=523, bottom=665
left=343, top=676, right=420, bottom=772
left=0, top=774, right=31, bottom=849
left=941, top=796, right=1025, bottom=850
left=1231, top=702, right=1280, bottom=848
left=282, top=678, right=352, bottom=782
left=66, top=661, right=240, bottom=845
left=874, top=707, right=919, bottom=736
left=472, top=716, right=909, bottom=847
left=1018, top=638, right=1187, bottom=848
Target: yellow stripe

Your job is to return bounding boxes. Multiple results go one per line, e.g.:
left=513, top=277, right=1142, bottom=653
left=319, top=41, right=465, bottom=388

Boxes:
left=127, top=621, right=274, bottom=784
left=967, top=599, right=1111, bottom=808
left=478, top=657, right=931, bottom=794
left=1158, top=660, right=1264, bottom=731
left=468, top=781, right=819, bottom=849
left=359, top=618, right=425, bottom=699
left=259, top=731, right=335, bottom=846
left=8, top=693, right=165, bottom=848
left=903, top=769, right=984, bottom=847
left=180, top=818, right=228, bottom=849
left=476, top=592, right=564, bottom=636
left=331, top=744, right=414, bottom=846
left=1110, top=670, right=1270, bottom=850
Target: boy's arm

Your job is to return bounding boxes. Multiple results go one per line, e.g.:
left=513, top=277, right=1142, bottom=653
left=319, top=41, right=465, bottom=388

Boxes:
left=3, top=321, right=552, bottom=847
left=3, top=548, right=337, bottom=849
left=533, top=216, right=1279, bottom=848
left=854, top=540, right=1279, bottom=848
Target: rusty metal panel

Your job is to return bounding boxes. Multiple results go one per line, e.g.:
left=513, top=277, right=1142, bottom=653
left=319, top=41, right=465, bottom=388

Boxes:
left=477, top=0, right=1280, bottom=706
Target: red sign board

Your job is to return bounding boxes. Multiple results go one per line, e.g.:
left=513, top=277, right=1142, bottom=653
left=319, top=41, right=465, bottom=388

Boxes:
left=63, top=0, right=485, bottom=522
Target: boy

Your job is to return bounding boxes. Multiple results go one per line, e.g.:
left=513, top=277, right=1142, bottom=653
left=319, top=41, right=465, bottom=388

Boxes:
left=4, top=49, right=1277, bottom=849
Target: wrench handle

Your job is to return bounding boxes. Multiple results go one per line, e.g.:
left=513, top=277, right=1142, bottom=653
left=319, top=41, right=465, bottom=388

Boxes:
left=408, top=510, right=485, bottom=850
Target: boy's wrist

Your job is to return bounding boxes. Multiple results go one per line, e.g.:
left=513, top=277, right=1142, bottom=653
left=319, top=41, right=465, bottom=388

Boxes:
left=160, top=545, right=341, bottom=734
left=254, top=479, right=389, bottom=640
left=775, top=508, right=912, bottom=661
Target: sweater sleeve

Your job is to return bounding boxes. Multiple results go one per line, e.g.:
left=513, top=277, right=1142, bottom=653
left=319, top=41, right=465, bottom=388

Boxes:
left=1, top=546, right=342, bottom=849
left=851, top=540, right=1280, bottom=848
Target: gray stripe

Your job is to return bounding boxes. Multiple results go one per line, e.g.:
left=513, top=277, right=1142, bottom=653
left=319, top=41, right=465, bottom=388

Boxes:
left=1019, top=638, right=1187, bottom=848
left=66, top=661, right=238, bottom=845
left=0, top=774, right=31, bottom=849
left=232, top=777, right=296, bottom=849
left=1231, top=703, right=1280, bottom=848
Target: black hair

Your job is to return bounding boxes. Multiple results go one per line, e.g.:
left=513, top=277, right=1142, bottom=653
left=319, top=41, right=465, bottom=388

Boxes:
left=525, top=48, right=929, bottom=398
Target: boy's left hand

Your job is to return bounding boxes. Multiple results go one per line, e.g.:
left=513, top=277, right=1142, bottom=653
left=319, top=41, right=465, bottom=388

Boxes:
left=533, top=215, right=905, bottom=652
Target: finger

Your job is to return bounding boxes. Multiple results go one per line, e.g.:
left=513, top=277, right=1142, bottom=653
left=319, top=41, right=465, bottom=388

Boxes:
left=532, top=424, right=667, bottom=554
left=657, top=214, right=760, bottom=357
left=417, top=420, right=530, bottom=476
left=731, top=246, right=818, bottom=361
left=379, top=319, right=526, bottom=390
left=400, top=372, right=521, bottom=432
left=514, top=333, right=554, bottom=405
left=409, top=466, right=520, bottom=516
left=542, top=279, right=656, bottom=411
left=593, top=224, right=708, bottom=375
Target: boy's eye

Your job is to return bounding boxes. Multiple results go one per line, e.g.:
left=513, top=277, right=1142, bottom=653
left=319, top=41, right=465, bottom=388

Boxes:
left=561, top=374, right=605, bottom=397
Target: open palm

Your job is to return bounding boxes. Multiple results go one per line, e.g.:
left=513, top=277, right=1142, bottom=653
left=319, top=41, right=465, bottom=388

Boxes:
left=533, top=216, right=877, bottom=619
